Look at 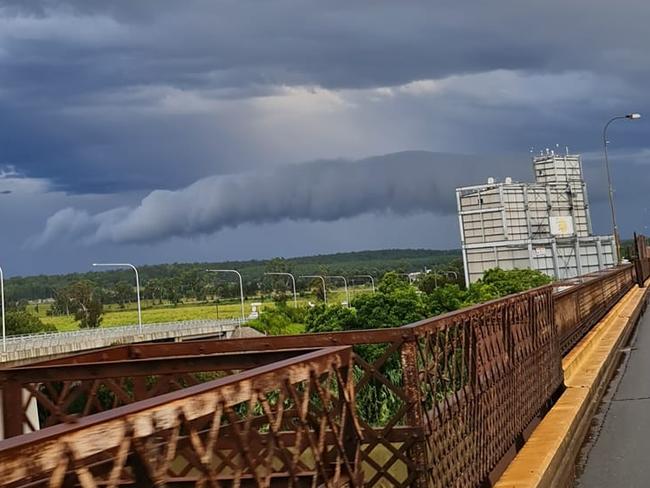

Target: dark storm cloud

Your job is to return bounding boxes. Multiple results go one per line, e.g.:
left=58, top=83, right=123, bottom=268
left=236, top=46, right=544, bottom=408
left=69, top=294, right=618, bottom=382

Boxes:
left=1, top=0, right=650, bottom=276
left=34, top=151, right=525, bottom=245
left=2, top=0, right=650, bottom=194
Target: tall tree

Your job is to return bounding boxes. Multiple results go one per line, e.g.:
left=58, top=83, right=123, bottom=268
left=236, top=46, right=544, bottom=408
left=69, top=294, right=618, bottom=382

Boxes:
left=113, top=281, right=134, bottom=308
left=67, top=281, right=104, bottom=329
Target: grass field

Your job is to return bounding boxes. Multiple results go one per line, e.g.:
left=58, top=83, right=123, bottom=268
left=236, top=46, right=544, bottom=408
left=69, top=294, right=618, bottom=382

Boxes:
left=30, top=290, right=354, bottom=331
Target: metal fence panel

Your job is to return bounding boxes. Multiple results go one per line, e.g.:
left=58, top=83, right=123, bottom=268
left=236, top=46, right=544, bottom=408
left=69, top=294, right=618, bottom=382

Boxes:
left=0, top=264, right=640, bottom=487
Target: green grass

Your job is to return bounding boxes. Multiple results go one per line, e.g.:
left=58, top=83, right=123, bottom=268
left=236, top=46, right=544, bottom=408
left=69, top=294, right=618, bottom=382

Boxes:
left=31, top=289, right=356, bottom=332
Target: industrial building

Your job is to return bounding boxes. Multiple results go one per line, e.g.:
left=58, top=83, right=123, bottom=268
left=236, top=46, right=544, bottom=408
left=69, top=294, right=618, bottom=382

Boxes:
left=456, top=152, right=616, bottom=286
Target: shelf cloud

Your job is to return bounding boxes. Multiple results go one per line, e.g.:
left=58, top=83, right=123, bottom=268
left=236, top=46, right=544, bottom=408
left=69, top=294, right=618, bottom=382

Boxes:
left=34, top=151, right=523, bottom=245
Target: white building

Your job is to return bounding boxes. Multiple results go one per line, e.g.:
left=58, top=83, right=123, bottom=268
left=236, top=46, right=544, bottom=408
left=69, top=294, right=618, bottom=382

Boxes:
left=456, top=152, right=616, bottom=286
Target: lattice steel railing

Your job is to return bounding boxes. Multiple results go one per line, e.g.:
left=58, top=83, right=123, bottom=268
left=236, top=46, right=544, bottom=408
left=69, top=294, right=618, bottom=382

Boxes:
left=0, top=264, right=640, bottom=487
left=0, top=347, right=363, bottom=488
left=554, top=264, right=635, bottom=354
left=1, top=285, right=563, bottom=487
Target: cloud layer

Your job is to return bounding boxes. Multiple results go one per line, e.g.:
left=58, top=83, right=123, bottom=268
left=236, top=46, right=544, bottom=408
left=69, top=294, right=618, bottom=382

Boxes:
left=2, top=1, right=649, bottom=275
left=35, top=151, right=524, bottom=245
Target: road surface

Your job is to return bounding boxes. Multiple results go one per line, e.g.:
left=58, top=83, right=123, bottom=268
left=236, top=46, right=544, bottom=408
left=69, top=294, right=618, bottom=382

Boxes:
left=576, top=308, right=650, bottom=487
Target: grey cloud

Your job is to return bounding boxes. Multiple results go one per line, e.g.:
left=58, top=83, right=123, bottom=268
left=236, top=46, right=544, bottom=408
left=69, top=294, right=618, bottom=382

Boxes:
left=2, top=1, right=650, bottom=195
left=35, top=151, right=525, bottom=245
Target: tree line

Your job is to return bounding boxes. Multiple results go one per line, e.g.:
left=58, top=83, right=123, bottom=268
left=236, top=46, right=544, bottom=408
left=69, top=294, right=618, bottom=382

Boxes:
left=4, top=248, right=459, bottom=302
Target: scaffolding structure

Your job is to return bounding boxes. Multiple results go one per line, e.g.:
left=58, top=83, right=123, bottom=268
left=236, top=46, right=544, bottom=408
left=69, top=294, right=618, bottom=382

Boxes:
left=457, top=152, right=616, bottom=286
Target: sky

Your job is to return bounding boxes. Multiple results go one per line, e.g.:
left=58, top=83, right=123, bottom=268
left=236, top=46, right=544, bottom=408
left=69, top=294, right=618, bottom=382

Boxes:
left=1, top=0, right=649, bottom=277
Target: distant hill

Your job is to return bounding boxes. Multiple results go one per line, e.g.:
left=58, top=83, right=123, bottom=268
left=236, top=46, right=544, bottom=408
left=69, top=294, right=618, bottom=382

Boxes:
left=5, top=248, right=461, bottom=301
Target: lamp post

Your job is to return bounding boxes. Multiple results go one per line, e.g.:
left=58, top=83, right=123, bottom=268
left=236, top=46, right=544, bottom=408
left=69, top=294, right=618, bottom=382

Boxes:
left=603, top=113, right=641, bottom=263
left=206, top=269, right=245, bottom=321
left=444, top=270, right=459, bottom=280
left=264, top=272, right=297, bottom=307
left=92, top=263, right=142, bottom=333
left=0, top=265, right=5, bottom=354
left=351, top=275, right=375, bottom=292
left=300, top=275, right=327, bottom=304
left=326, top=276, right=350, bottom=307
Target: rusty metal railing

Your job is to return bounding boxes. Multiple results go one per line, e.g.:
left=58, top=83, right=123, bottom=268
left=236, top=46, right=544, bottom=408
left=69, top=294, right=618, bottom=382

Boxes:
left=0, top=347, right=363, bottom=488
left=0, top=284, right=563, bottom=487
left=553, top=264, right=635, bottom=355
left=0, top=263, right=642, bottom=487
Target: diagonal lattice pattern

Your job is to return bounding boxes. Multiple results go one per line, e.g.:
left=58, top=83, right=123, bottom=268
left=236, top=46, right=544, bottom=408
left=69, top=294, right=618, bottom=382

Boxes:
left=0, top=347, right=363, bottom=488
left=0, top=263, right=643, bottom=487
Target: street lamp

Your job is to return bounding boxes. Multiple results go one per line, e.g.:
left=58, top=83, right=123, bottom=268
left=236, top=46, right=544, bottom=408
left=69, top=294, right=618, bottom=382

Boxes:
left=326, top=276, right=350, bottom=306
left=444, top=270, right=459, bottom=280
left=206, top=269, right=245, bottom=321
left=0, top=265, right=5, bottom=354
left=351, top=275, right=375, bottom=292
left=300, top=275, right=327, bottom=304
left=92, top=263, right=142, bottom=333
left=264, top=272, right=297, bottom=307
left=603, top=113, right=641, bottom=263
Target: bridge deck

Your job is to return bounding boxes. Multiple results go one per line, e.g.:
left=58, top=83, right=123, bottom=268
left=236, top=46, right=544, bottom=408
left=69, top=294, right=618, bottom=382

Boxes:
left=0, top=318, right=242, bottom=364
left=576, top=305, right=650, bottom=487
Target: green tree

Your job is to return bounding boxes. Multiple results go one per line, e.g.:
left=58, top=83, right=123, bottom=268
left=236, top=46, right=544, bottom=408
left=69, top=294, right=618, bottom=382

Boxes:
left=352, top=286, right=426, bottom=329
left=376, top=271, right=410, bottom=295
left=248, top=302, right=307, bottom=335
left=6, top=311, right=56, bottom=336
left=113, top=281, right=134, bottom=308
left=479, top=268, right=551, bottom=296
left=305, top=304, right=358, bottom=333
left=51, top=287, right=72, bottom=316
left=163, top=277, right=182, bottom=305
left=310, top=278, right=328, bottom=302
left=425, top=284, right=466, bottom=316
left=67, top=281, right=104, bottom=328
left=144, top=278, right=164, bottom=305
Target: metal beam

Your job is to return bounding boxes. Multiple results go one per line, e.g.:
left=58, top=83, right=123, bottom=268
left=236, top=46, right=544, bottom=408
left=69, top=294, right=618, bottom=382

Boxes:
left=0, top=349, right=313, bottom=383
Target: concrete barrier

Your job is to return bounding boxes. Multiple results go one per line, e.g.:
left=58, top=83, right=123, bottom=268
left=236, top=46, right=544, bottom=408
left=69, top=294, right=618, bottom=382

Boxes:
left=0, top=319, right=243, bottom=366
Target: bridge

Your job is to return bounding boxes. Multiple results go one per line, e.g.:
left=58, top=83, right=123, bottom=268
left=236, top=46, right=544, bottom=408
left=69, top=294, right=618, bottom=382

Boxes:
left=0, top=318, right=244, bottom=366
left=0, top=236, right=648, bottom=487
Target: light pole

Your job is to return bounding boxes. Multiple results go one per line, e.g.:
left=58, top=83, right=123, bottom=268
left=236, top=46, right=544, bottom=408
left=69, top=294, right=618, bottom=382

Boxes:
left=351, top=275, right=375, bottom=292
left=207, top=269, right=245, bottom=321
left=300, top=275, right=327, bottom=304
left=93, top=263, right=142, bottom=333
left=0, top=265, right=5, bottom=354
left=603, top=113, right=641, bottom=263
left=326, top=276, right=350, bottom=306
left=444, top=270, right=459, bottom=280
left=264, top=272, right=297, bottom=307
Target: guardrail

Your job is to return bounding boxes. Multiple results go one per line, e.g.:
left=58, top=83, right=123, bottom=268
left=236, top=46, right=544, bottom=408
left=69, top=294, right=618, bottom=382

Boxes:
left=0, top=263, right=644, bottom=487
left=554, top=264, right=636, bottom=354
left=0, top=318, right=244, bottom=363
left=0, top=347, right=363, bottom=487
left=0, top=285, right=561, bottom=487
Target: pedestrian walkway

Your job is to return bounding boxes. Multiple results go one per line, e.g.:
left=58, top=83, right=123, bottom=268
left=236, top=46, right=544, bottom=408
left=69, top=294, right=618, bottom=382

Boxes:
left=576, top=308, right=650, bottom=487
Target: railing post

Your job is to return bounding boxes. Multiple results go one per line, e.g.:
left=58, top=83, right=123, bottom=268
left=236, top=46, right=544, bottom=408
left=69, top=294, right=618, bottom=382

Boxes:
left=1, top=380, right=23, bottom=439
left=339, top=361, right=363, bottom=485
left=400, top=338, right=429, bottom=487
left=634, top=233, right=645, bottom=287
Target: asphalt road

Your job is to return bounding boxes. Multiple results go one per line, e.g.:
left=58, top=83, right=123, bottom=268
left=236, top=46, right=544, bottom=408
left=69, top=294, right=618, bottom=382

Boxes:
left=576, top=309, right=650, bottom=487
